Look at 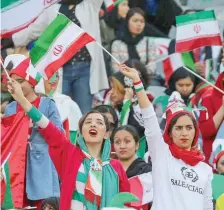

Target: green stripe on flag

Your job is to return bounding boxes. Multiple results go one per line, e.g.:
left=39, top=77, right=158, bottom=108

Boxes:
left=176, top=10, right=216, bottom=26
left=114, top=0, right=126, bottom=6
left=30, top=14, right=71, bottom=65
left=2, top=163, right=14, bottom=208
left=181, top=52, right=196, bottom=71
left=1, top=0, right=20, bottom=9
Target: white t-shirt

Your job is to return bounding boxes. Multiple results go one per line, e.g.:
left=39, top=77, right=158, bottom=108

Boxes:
left=141, top=106, right=213, bottom=210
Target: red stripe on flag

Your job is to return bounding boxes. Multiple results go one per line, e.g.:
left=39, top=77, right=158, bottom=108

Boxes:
left=163, top=57, right=174, bottom=83
left=176, top=35, right=222, bottom=53
left=44, top=33, right=95, bottom=79
left=1, top=17, right=38, bottom=38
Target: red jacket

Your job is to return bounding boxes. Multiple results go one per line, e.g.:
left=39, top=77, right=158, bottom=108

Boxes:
left=199, top=72, right=224, bottom=163
left=39, top=122, right=130, bottom=210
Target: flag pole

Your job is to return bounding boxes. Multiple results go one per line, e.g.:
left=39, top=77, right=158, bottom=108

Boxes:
left=95, top=41, right=121, bottom=64
left=0, top=59, right=12, bottom=82
left=183, top=66, right=224, bottom=95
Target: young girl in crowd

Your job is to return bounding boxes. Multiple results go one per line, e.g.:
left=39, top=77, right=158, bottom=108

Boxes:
left=3, top=57, right=62, bottom=209
left=7, top=79, right=130, bottom=210
left=118, top=64, right=213, bottom=210
left=153, top=67, right=197, bottom=122
left=111, top=8, right=157, bottom=73
left=199, top=72, right=224, bottom=163
left=106, top=59, right=151, bottom=138
left=101, top=0, right=130, bottom=50
left=112, top=125, right=152, bottom=210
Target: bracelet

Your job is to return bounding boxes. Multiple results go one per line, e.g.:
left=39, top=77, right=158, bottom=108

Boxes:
left=134, top=80, right=144, bottom=92
left=27, top=105, right=42, bottom=122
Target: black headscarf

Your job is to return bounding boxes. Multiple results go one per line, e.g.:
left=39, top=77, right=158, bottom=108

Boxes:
left=116, top=8, right=145, bottom=60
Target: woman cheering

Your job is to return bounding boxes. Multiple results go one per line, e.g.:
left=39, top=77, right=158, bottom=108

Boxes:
left=7, top=79, right=130, bottom=210
left=118, top=64, right=213, bottom=210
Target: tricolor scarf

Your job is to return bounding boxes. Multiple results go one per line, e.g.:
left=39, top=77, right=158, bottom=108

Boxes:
left=77, top=136, right=119, bottom=209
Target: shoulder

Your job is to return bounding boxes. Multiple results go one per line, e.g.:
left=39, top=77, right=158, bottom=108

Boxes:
left=5, top=101, right=17, bottom=115
left=198, top=161, right=213, bottom=175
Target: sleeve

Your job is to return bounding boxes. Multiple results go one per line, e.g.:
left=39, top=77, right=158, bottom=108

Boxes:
left=12, top=6, right=51, bottom=47
left=199, top=97, right=217, bottom=139
left=120, top=99, right=131, bottom=125
left=203, top=170, right=213, bottom=210
left=86, top=0, right=104, bottom=11
left=111, top=41, right=122, bottom=73
left=39, top=121, right=71, bottom=180
left=26, top=104, right=72, bottom=179
left=47, top=99, right=64, bottom=132
left=141, top=105, right=168, bottom=161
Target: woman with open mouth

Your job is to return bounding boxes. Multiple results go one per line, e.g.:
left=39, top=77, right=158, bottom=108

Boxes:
left=118, top=64, right=213, bottom=210
left=7, top=79, right=130, bottom=210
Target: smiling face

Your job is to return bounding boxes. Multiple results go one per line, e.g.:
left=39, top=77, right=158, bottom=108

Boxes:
left=170, top=115, right=196, bottom=151
left=81, top=113, right=108, bottom=145
left=128, top=13, right=145, bottom=36
left=113, top=130, right=139, bottom=161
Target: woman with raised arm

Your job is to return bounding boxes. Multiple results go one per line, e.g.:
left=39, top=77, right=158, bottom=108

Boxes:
left=6, top=79, right=130, bottom=210
left=119, top=64, right=213, bottom=210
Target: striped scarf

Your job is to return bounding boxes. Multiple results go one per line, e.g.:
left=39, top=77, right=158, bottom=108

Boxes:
left=71, top=136, right=119, bottom=209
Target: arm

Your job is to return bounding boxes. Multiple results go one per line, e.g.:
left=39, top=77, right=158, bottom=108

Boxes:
left=119, top=65, right=167, bottom=159
left=86, top=0, right=104, bottom=11
left=199, top=96, right=224, bottom=138
left=7, top=79, right=71, bottom=179
left=203, top=170, right=213, bottom=210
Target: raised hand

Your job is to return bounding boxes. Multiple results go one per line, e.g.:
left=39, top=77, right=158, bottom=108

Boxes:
left=7, top=79, right=26, bottom=103
left=119, top=64, right=140, bottom=83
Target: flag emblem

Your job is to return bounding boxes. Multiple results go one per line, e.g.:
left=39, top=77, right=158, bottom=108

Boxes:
left=193, top=24, right=201, bottom=34
left=53, top=45, right=63, bottom=56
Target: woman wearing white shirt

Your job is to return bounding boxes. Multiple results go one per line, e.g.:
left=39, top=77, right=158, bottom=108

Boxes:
left=118, top=64, right=213, bottom=210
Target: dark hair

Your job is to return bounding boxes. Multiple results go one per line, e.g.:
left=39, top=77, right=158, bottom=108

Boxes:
left=78, top=110, right=110, bottom=133
left=92, top=105, right=119, bottom=129
left=41, top=197, right=59, bottom=210
left=111, top=125, right=140, bottom=143
left=125, top=59, right=150, bottom=88
left=126, top=7, right=145, bottom=23
left=168, top=112, right=197, bottom=136
left=165, top=67, right=196, bottom=96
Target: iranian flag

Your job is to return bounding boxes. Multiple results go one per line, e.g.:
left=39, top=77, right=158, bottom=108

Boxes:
left=1, top=112, right=29, bottom=208
left=1, top=0, right=59, bottom=38
left=104, top=0, right=126, bottom=12
left=30, top=14, right=95, bottom=79
left=129, top=172, right=153, bottom=208
left=162, top=52, right=195, bottom=82
left=175, top=10, right=222, bottom=53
